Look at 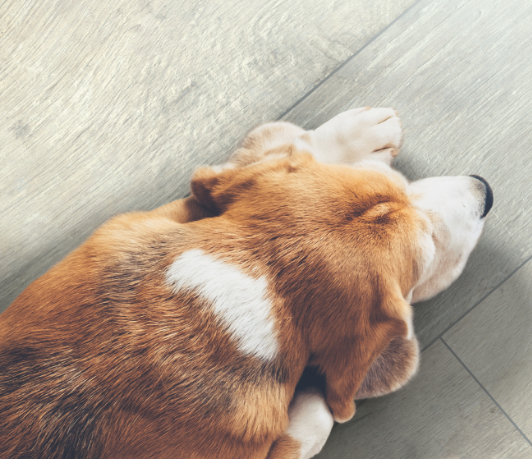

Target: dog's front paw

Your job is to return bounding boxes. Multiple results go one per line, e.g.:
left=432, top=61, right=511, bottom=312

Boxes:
left=297, top=107, right=403, bottom=166
left=363, top=107, right=403, bottom=165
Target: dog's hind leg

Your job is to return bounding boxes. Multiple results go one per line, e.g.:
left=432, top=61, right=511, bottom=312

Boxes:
left=266, top=388, right=333, bottom=459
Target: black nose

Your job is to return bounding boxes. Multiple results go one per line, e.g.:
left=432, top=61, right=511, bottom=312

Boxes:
left=470, top=175, right=494, bottom=218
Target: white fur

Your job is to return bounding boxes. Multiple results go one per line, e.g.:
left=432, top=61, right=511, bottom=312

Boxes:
left=166, top=249, right=278, bottom=361
left=294, top=107, right=401, bottom=166
left=344, top=166, right=486, bottom=305
left=408, top=176, right=486, bottom=302
left=285, top=389, right=334, bottom=459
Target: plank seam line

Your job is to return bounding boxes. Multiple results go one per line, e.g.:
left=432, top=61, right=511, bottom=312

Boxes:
left=440, top=338, right=532, bottom=448
left=422, top=254, right=532, bottom=352
left=276, top=0, right=427, bottom=121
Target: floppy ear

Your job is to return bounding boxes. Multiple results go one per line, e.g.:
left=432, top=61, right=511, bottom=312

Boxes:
left=190, top=151, right=314, bottom=212
left=190, top=164, right=249, bottom=213
left=320, top=289, right=414, bottom=423
left=355, top=335, right=419, bottom=400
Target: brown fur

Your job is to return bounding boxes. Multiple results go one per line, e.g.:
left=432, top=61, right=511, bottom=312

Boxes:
left=355, top=336, right=419, bottom=400
left=0, top=147, right=422, bottom=458
left=266, top=434, right=303, bottom=459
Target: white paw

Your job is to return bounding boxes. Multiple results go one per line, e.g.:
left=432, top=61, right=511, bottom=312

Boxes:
left=296, top=107, right=403, bottom=166
left=285, top=389, right=334, bottom=459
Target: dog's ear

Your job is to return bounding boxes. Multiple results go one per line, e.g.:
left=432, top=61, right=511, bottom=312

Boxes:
left=355, top=335, right=419, bottom=400
left=353, top=286, right=419, bottom=399
left=321, top=283, right=416, bottom=422
left=190, top=164, right=250, bottom=212
left=190, top=166, right=223, bottom=211
left=190, top=152, right=314, bottom=212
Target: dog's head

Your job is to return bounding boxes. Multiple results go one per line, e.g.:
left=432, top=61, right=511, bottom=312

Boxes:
left=191, top=151, right=492, bottom=308
left=407, top=173, right=493, bottom=302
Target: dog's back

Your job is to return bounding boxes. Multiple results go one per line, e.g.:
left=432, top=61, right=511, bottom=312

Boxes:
left=0, top=213, right=299, bottom=459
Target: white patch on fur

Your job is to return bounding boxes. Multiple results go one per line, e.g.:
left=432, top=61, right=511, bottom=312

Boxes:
left=285, top=389, right=334, bottom=459
left=166, top=249, right=278, bottom=360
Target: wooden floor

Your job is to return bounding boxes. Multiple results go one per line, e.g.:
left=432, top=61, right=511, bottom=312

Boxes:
left=1, top=0, right=532, bottom=456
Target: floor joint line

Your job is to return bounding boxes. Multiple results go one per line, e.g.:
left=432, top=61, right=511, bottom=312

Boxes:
left=421, top=254, right=532, bottom=352
left=440, top=338, right=532, bottom=448
left=276, top=0, right=426, bottom=121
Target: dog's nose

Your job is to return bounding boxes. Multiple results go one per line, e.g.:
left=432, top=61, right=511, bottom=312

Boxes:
left=470, top=175, right=494, bottom=218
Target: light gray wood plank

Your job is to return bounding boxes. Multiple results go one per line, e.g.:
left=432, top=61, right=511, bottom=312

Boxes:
left=282, top=0, right=532, bottom=348
left=0, top=0, right=416, bottom=311
left=316, top=340, right=532, bottom=459
left=444, top=259, right=532, bottom=441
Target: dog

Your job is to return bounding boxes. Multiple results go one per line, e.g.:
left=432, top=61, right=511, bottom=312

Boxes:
left=0, top=107, right=492, bottom=459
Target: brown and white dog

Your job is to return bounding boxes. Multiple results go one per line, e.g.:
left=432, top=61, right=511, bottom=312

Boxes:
left=0, top=108, right=492, bottom=459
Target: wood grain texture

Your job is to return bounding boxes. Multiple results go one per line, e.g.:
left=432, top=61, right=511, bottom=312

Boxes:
left=0, top=0, right=415, bottom=311
left=282, top=0, right=532, bottom=348
left=444, top=259, right=532, bottom=441
left=315, top=341, right=532, bottom=459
